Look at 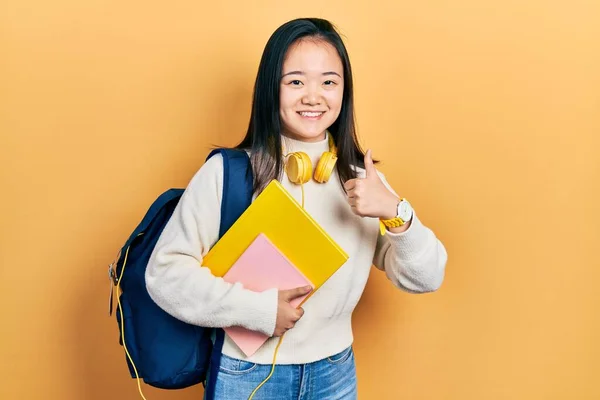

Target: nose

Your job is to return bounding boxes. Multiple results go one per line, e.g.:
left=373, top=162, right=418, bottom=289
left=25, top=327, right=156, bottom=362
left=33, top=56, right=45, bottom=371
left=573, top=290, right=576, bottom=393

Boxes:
left=301, top=84, right=321, bottom=106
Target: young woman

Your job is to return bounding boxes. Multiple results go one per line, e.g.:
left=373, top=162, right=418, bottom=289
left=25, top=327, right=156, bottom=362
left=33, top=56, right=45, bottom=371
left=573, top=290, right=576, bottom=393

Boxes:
left=145, top=17, right=447, bottom=400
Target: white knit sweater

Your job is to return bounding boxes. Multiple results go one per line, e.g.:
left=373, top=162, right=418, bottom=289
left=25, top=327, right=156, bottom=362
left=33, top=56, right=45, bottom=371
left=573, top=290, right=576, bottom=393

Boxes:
left=145, top=135, right=447, bottom=365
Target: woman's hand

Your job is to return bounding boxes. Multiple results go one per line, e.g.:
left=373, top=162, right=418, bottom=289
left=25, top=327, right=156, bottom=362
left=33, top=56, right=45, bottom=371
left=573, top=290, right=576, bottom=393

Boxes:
left=344, top=149, right=399, bottom=220
left=273, top=286, right=312, bottom=337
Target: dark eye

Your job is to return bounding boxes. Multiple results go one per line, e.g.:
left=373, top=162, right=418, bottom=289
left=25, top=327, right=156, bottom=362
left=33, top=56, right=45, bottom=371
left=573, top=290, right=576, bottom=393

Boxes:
left=324, top=80, right=336, bottom=86
left=290, top=80, right=303, bottom=85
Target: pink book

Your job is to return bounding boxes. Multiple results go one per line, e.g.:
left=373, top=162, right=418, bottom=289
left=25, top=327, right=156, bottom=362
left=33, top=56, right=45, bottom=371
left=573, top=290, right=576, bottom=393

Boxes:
left=222, top=233, right=314, bottom=357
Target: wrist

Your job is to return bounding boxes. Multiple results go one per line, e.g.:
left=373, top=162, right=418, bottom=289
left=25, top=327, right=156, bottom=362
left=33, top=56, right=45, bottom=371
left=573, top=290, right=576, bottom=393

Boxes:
left=380, top=195, right=399, bottom=220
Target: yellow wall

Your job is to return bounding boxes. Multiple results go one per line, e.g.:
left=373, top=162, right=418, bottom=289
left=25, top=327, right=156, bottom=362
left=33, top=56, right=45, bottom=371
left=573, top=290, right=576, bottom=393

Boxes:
left=2, top=1, right=599, bottom=399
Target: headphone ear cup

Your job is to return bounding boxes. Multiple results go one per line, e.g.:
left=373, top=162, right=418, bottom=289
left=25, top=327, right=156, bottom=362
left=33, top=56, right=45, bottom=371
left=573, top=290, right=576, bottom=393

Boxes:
left=314, top=151, right=338, bottom=183
left=285, top=152, right=313, bottom=184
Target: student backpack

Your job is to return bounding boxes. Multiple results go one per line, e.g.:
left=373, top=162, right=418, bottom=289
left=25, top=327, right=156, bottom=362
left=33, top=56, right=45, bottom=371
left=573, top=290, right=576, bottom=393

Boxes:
left=108, top=148, right=253, bottom=398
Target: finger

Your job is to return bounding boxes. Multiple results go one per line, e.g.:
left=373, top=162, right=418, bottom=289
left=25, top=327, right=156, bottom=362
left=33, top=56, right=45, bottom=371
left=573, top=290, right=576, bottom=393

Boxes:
left=346, top=180, right=362, bottom=198
left=364, top=149, right=377, bottom=179
left=284, top=285, right=312, bottom=301
left=348, top=197, right=357, bottom=207
left=294, top=308, right=304, bottom=321
left=344, top=178, right=359, bottom=192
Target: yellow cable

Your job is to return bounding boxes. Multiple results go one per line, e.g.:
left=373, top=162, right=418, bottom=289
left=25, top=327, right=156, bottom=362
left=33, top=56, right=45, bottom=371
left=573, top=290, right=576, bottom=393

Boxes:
left=247, top=334, right=285, bottom=400
left=116, top=233, right=148, bottom=400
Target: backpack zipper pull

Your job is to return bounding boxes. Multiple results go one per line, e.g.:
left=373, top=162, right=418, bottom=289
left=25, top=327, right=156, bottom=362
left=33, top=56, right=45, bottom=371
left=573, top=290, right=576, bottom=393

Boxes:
left=108, top=260, right=118, bottom=316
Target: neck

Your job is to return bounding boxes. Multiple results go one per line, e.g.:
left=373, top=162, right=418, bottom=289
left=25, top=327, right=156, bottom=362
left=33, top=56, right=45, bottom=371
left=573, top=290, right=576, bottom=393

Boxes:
left=281, top=131, right=326, bottom=143
left=280, top=132, right=330, bottom=158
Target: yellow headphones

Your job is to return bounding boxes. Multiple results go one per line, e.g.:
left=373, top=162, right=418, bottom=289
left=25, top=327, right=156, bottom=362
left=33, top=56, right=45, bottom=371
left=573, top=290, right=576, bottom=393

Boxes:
left=284, top=133, right=338, bottom=184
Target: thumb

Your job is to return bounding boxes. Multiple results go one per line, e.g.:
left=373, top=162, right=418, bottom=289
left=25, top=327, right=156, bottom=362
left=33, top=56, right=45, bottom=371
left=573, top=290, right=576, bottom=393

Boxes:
left=364, top=149, right=376, bottom=178
left=283, top=285, right=312, bottom=302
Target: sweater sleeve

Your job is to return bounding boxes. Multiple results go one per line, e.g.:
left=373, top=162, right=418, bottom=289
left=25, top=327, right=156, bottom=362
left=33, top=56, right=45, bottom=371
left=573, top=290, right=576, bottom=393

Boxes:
left=372, top=172, right=448, bottom=293
left=144, top=153, right=279, bottom=336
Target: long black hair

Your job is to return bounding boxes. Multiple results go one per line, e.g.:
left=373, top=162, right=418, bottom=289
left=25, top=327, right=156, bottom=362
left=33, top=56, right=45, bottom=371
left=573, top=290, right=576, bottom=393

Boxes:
left=235, top=17, right=367, bottom=195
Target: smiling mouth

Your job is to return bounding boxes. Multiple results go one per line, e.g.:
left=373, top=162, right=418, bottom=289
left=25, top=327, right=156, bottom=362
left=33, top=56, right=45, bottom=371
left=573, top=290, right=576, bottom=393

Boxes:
left=298, top=111, right=325, bottom=118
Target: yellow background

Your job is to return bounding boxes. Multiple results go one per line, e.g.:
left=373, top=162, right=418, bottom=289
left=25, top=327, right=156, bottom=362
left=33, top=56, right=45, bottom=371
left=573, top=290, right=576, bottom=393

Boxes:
left=1, top=1, right=599, bottom=399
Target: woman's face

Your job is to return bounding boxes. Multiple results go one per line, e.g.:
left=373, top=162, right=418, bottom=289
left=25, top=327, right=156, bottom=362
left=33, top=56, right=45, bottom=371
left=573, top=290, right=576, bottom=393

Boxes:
left=279, top=39, right=344, bottom=143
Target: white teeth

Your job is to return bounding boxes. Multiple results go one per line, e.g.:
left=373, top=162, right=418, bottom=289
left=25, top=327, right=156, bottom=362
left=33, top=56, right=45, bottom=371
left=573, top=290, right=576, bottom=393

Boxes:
left=300, top=112, right=323, bottom=117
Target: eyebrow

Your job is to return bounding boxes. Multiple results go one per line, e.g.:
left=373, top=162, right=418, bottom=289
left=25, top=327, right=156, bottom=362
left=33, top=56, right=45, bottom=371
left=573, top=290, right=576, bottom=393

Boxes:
left=282, top=71, right=342, bottom=78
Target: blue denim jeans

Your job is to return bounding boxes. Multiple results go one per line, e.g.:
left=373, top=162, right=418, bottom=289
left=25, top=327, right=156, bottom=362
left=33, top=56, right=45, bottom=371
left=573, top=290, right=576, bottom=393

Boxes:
left=206, top=346, right=357, bottom=400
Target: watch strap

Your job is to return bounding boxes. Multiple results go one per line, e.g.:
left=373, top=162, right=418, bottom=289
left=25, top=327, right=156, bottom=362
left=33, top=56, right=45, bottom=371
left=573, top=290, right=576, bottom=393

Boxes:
left=378, top=217, right=406, bottom=235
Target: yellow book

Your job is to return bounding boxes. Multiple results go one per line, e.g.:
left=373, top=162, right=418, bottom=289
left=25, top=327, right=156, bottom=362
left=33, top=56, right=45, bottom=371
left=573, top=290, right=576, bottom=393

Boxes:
left=202, top=179, right=349, bottom=292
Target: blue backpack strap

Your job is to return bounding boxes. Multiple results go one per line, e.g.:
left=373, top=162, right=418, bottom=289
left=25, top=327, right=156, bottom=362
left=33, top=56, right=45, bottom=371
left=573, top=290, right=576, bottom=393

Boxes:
left=124, top=189, right=183, bottom=246
left=203, top=147, right=253, bottom=400
left=209, top=148, right=253, bottom=236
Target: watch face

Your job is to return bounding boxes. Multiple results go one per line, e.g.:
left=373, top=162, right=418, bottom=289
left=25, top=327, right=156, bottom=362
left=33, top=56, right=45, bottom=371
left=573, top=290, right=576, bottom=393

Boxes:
left=397, top=200, right=413, bottom=221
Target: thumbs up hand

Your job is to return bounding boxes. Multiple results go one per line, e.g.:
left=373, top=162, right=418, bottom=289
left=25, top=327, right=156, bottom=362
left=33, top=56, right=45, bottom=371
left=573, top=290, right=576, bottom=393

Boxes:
left=343, top=149, right=399, bottom=220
